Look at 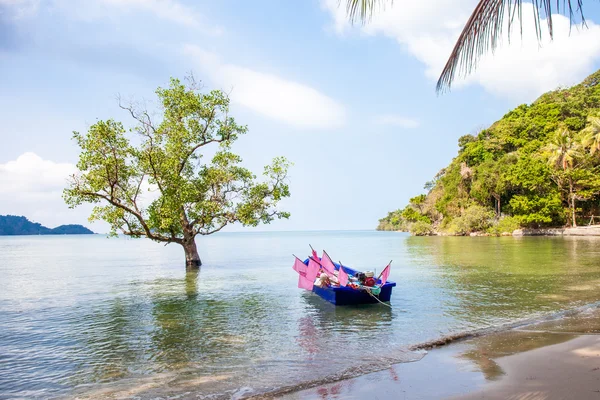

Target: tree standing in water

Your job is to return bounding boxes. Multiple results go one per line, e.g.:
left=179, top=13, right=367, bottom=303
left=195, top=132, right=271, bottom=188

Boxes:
left=64, top=76, right=291, bottom=270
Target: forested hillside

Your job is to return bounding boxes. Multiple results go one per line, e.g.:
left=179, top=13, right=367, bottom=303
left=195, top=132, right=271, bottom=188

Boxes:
left=378, top=70, right=600, bottom=235
left=0, top=215, right=94, bottom=235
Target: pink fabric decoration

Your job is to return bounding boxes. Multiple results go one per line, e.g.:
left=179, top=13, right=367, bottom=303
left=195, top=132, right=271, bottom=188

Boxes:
left=297, top=270, right=314, bottom=290
left=320, top=251, right=336, bottom=275
left=379, top=264, right=391, bottom=286
left=292, top=257, right=307, bottom=274
left=307, top=257, right=320, bottom=281
left=338, top=265, right=349, bottom=287
left=312, top=249, right=319, bottom=261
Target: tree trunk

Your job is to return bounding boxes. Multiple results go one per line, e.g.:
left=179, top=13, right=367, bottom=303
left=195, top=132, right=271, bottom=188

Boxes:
left=180, top=210, right=201, bottom=271
left=182, top=238, right=202, bottom=271
left=493, top=194, right=501, bottom=219
left=498, top=197, right=501, bottom=218
left=569, top=176, right=577, bottom=227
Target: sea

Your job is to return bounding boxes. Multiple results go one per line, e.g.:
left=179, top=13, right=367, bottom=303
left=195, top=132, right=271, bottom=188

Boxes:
left=2, top=231, right=600, bottom=399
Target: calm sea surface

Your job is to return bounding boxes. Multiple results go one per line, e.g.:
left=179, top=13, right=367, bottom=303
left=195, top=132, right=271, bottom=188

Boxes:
left=2, top=231, right=600, bottom=399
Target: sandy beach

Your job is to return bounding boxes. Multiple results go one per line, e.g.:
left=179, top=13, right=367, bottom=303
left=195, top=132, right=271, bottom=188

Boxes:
left=273, top=307, right=600, bottom=400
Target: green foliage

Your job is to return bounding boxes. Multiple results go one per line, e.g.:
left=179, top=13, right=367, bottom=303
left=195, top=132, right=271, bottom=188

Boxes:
left=446, top=205, right=495, bottom=235
left=401, top=207, right=431, bottom=223
left=504, top=157, right=552, bottom=193
left=486, top=216, right=521, bottom=236
left=379, top=69, right=600, bottom=235
left=376, top=195, right=430, bottom=230
left=376, top=209, right=408, bottom=231
left=508, top=194, right=564, bottom=226
left=409, top=220, right=434, bottom=236
left=458, top=134, right=476, bottom=152
left=64, top=76, right=291, bottom=248
left=461, top=140, right=493, bottom=165
left=410, top=194, right=427, bottom=206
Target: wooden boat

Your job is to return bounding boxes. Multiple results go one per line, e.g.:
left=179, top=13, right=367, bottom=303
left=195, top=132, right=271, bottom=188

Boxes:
left=303, top=259, right=396, bottom=306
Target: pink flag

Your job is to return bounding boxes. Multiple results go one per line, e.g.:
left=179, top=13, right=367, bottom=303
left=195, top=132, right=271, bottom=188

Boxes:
left=338, top=265, right=349, bottom=287
left=298, top=270, right=314, bottom=290
left=321, top=250, right=336, bottom=275
left=379, top=264, right=391, bottom=286
left=307, top=257, right=320, bottom=281
left=293, top=257, right=307, bottom=274
left=312, top=248, right=319, bottom=261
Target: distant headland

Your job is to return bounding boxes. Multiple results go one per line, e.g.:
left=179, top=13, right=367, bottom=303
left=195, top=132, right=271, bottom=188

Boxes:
left=378, top=69, right=600, bottom=236
left=0, top=215, right=94, bottom=235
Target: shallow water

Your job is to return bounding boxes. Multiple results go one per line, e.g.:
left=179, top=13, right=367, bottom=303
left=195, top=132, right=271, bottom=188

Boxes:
left=2, top=232, right=600, bottom=399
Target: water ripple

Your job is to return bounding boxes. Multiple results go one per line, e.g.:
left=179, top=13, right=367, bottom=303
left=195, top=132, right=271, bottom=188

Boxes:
left=1, top=234, right=600, bottom=398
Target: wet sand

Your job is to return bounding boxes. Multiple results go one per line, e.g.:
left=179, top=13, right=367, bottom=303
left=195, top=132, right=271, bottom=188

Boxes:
left=276, top=307, right=600, bottom=400
left=455, top=335, right=600, bottom=400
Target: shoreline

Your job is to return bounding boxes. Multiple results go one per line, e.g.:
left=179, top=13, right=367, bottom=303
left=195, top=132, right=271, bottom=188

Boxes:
left=513, top=226, right=600, bottom=236
left=272, top=304, right=600, bottom=399
left=386, top=226, right=600, bottom=237
left=453, top=334, right=600, bottom=399
left=245, top=302, right=600, bottom=399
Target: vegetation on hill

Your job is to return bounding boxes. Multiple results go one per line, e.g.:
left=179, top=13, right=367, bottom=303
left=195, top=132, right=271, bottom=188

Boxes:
left=378, top=70, right=600, bottom=235
left=0, top=215, right=94, bottom=235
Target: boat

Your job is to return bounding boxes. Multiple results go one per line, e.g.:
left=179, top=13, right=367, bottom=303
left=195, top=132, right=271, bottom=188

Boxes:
left=303, top=258, right=396, bottom=306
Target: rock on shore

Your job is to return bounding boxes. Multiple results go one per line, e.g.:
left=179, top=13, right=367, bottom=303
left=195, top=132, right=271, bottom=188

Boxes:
left=513, top=226, right=600, bottom=236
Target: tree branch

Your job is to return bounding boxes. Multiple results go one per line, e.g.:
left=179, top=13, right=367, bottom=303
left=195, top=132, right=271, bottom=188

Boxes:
left=133, top=173, right=146, bottom=204
left=197, top=219, right=234, bottom=236
left=79, top=186, right=180, bottom=244
left=118, top=97, right=156, bottom=134
left=177, top=107, right=227, bottom=176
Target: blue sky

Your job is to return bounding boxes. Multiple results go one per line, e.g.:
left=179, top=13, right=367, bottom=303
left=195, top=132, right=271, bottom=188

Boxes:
left=2, top=0, right=600, bottom=232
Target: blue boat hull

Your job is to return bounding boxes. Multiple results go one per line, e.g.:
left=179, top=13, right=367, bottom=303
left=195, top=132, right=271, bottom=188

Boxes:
left=304, top=259, right=396, bottom=306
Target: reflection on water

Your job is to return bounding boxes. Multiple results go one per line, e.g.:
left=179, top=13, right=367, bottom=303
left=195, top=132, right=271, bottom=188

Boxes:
left=1, top=233, right=600, bottom=398
left=457, top=330, right=577, bottom=381
left=301, top=292, right=394, bottom=332
left=406, top=236, right=600, bottom=326
left=455, top=306, right=600, bottom=383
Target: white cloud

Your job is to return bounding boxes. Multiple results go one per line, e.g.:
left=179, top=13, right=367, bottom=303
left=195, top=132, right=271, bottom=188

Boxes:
left=0, top=152, right=75, bottom=193
left=374, top=115, right=419, bottom=128
left=0, top=152, right=163, bottom=231
left=184, top=45, right=347, bottom=129
left=322, top=0, right=600, bottom=102
left=0, top=153, right=93, bottom=229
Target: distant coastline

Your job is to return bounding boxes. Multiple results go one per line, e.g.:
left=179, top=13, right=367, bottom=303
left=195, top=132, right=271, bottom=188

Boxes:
left=0, top=215, right=94, bottom=236
left=392, top=226, right=600, bottom=237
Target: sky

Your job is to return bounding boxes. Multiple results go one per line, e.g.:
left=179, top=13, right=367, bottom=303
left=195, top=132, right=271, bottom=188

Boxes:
left=3, top=0, right=600, bottom=233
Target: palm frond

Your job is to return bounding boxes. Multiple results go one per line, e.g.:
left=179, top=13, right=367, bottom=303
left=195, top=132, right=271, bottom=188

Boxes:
left=343, top=0, right=392, bottom=24
left=582, top=116, right=600, bottom=154
left=436, top=0, right=586, bottom=94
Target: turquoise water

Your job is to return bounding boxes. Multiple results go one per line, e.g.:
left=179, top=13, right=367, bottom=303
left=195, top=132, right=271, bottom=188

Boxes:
left=2, top=232, right=600, bottom=399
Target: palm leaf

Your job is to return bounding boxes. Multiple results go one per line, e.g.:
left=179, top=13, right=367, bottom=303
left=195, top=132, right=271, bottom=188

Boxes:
left=344, top=0, right=391, bottom=24
left=582, top=116, right=600, bottom=154
left=341, top=1, right=587, bottom=93
left=436, top=0, right=586, bottom=93
left=544, top=127, right=582, bottom=170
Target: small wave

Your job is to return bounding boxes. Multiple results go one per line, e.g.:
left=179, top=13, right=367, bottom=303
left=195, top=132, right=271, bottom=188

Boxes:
left=410, top=300, right=600, bottom=351
left=244, top=301, right=600, bottom=399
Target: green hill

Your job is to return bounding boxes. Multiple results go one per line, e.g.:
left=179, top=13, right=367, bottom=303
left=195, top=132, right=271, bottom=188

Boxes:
left=378, top=70, right=600, bottom=235
left=0, top=215, right=94, bottom=235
